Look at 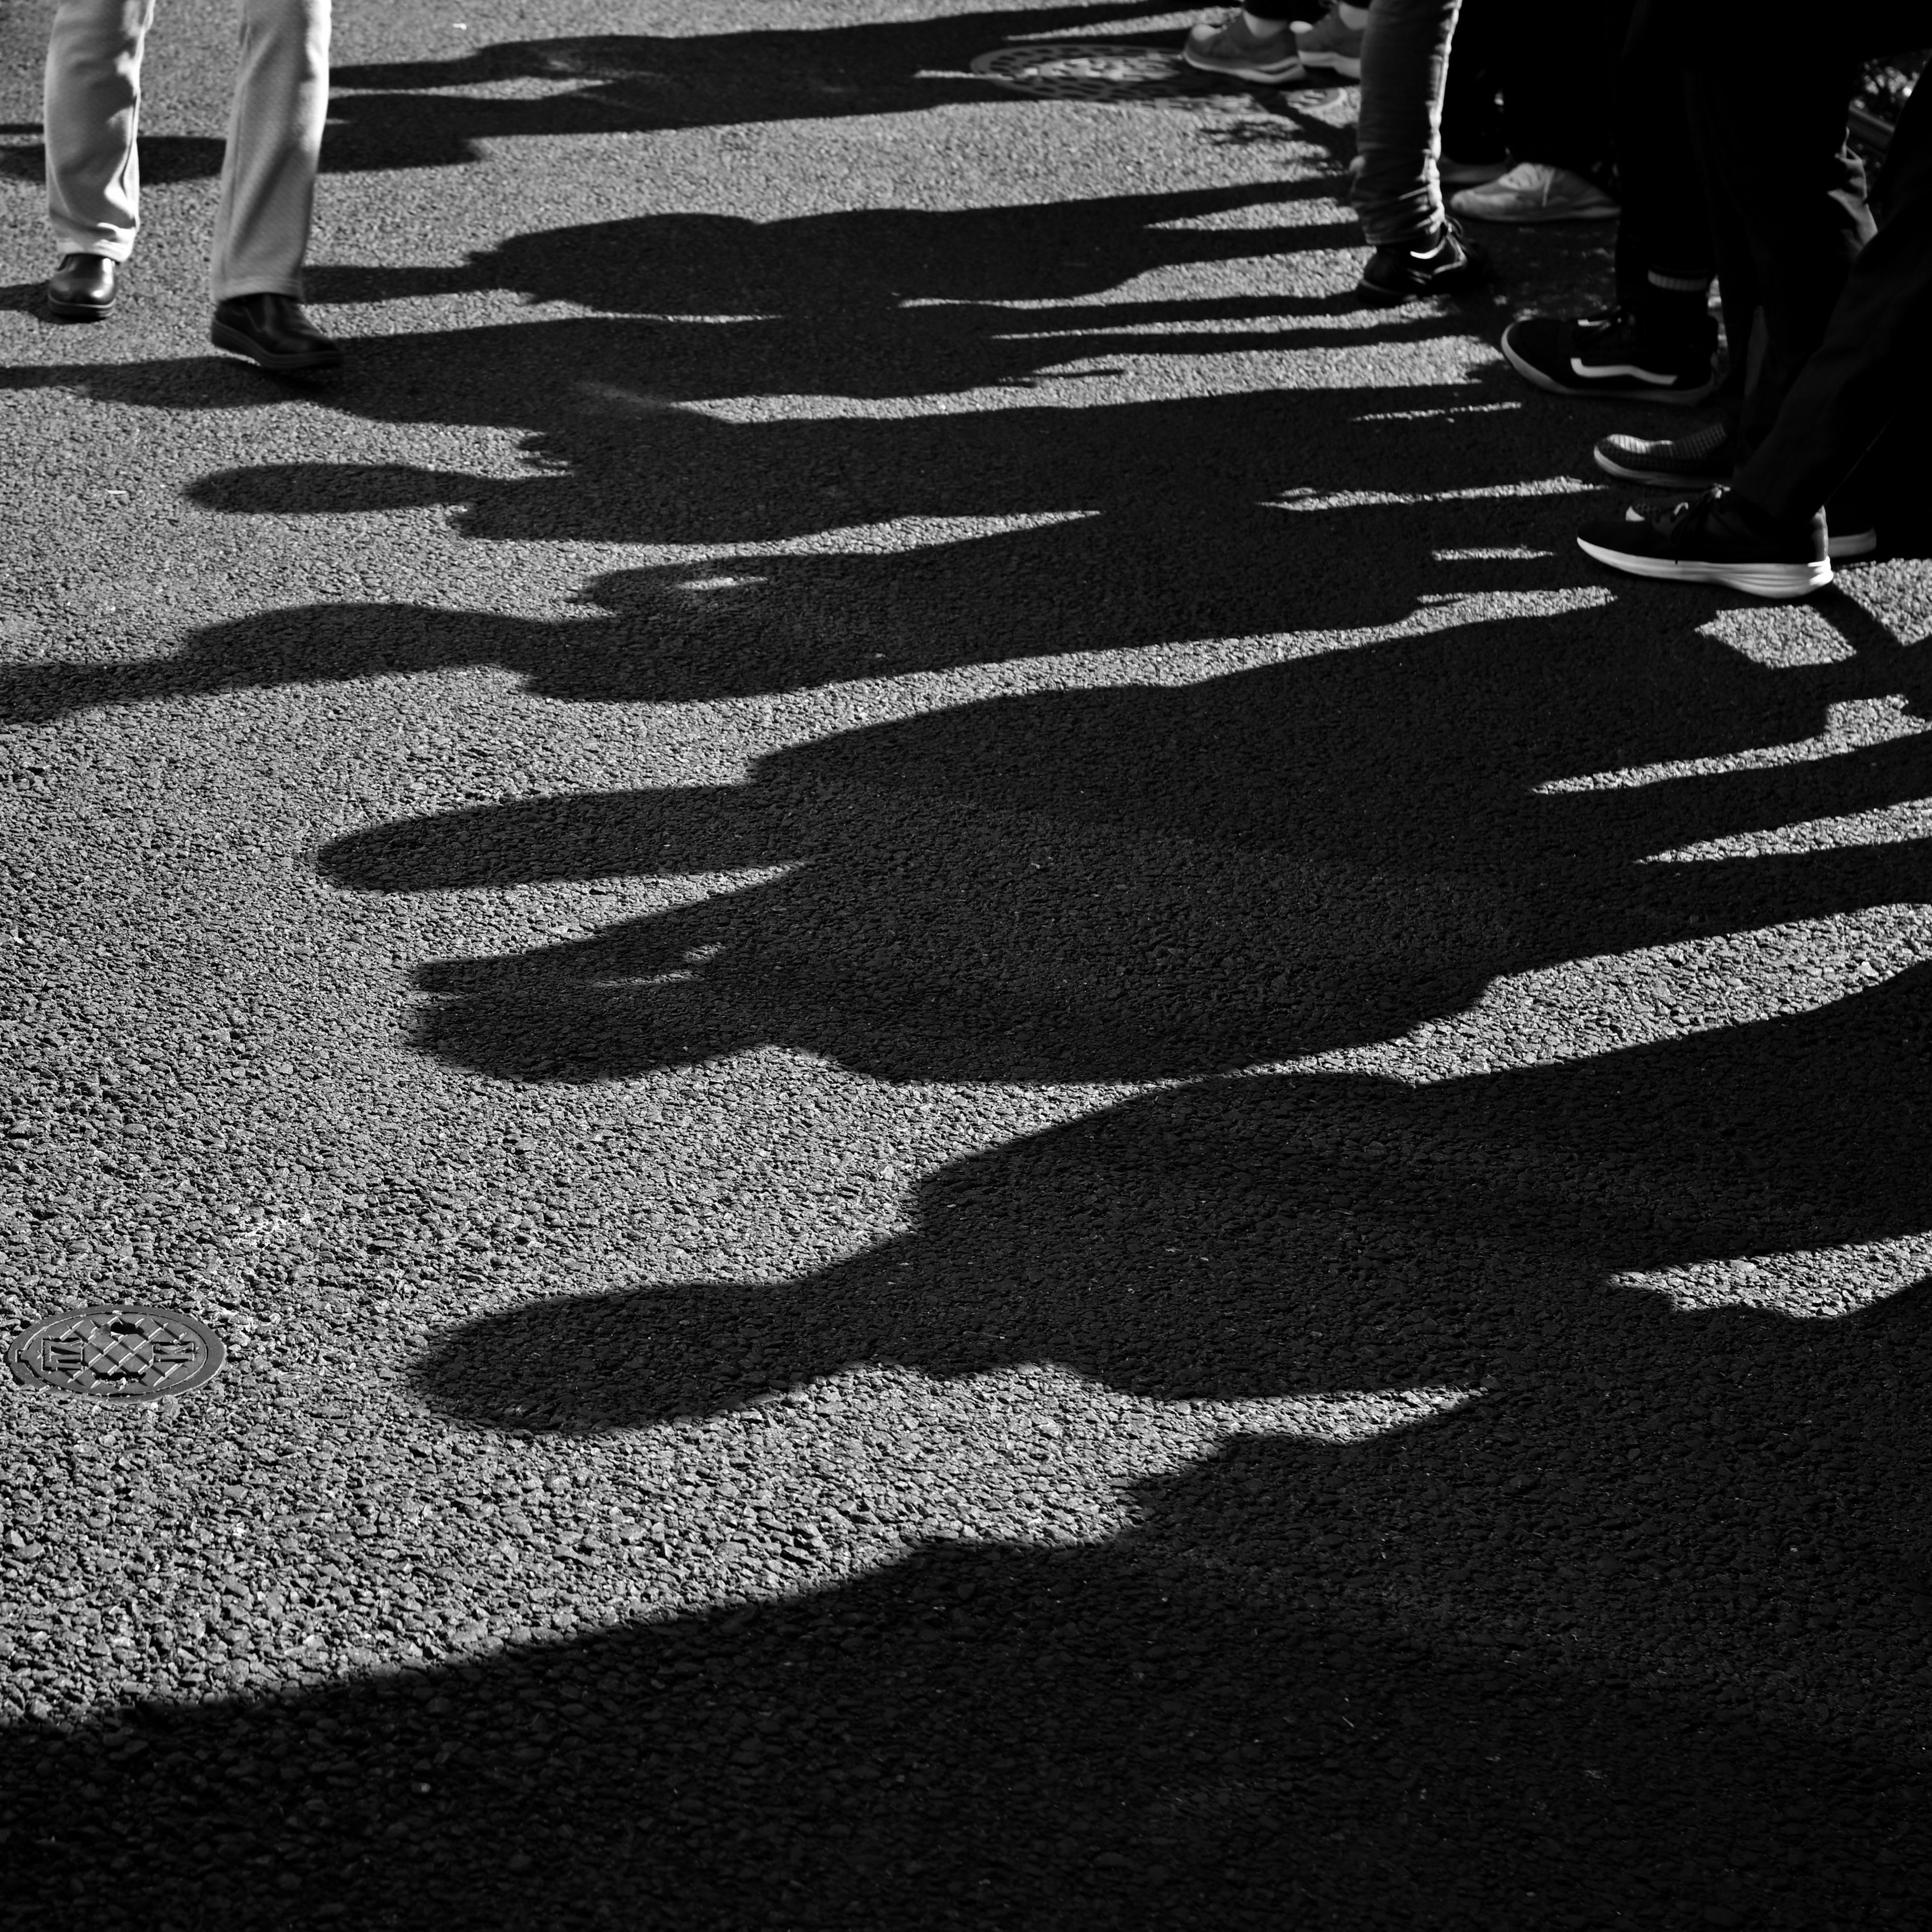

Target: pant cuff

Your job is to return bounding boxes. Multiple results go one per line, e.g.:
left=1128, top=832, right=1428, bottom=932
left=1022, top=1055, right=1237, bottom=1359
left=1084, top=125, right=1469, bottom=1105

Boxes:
left=211, top=277, right=306, bottom=303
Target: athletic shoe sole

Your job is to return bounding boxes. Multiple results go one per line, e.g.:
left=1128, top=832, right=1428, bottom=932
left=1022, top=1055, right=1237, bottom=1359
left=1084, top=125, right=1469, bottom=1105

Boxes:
left=209, top=319, right=343, bottom=373
left=1575, top=536, right=1830, bottom=599
left=1502, top=335, right=1714, bottom=409
left=1829, top=528, right=1878, bottom=560
left=1181, top=49, right=1307, bottom=82
left=1593, top=446, right=1731, bottom=485
left=1297, top=52, right=1361, bottom=77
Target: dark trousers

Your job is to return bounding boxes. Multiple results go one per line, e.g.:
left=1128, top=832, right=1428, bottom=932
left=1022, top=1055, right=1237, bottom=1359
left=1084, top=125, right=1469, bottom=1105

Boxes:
left=1685, top=52, right=1874, bottom=463
left=1734, top=73, right=1932, bottom=526
left=1610, top=57, right=1712, bottom=315
left=1439, top=0, right=1628, bottom=181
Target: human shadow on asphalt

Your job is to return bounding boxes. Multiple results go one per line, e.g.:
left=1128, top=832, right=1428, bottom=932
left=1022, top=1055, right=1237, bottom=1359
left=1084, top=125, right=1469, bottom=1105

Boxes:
left=0, top=132, right=225, bottom=186
left=406, top=980, right=1932, bottom=1414
left=302, top=581, right=1930, bottom=1084
left=0, top=184, right=1464, bottom=432
left=0, top=371, right=1652, bottom=723
left=316, top=2, right=1213, bottom=170
left=300, top=184, right=1368, bottom=327
left=6, top=1027, right=1931, bottom=1929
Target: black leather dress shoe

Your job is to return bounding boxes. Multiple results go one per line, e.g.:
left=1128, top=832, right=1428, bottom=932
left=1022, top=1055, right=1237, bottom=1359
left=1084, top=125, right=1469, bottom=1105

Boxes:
left=209, top=293, right=343, bottom=374
left=46, top=253, right=117, bottom=320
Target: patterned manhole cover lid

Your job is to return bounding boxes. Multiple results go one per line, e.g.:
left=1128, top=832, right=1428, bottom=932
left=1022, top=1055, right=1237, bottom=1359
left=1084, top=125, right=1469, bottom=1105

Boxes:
left=971, top=42, right=1217, bottom=101
left=8, top=1306, right=224, bottom=1402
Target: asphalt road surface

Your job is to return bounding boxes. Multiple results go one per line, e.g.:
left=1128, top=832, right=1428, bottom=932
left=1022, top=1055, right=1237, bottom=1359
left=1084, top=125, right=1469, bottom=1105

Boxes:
left=2, top=4, right=1930, bottom=1927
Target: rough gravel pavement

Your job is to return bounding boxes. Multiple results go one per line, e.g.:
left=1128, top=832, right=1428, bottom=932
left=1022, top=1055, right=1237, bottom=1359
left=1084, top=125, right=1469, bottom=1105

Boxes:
left=2, top=3, right=1930, bottom=1927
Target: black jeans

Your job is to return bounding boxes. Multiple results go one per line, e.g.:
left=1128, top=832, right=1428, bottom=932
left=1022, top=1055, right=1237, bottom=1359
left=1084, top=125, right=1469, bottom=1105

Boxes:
left=1685, top=51, right=1874, bottom=464
left=1733, top=72, right=1932, bottom=525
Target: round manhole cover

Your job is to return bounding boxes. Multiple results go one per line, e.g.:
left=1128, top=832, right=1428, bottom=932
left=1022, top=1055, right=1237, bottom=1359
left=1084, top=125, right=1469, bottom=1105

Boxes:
left=970, top=42, right=1217, bottom=102
left=8, top=1306, right=225, bottom=1402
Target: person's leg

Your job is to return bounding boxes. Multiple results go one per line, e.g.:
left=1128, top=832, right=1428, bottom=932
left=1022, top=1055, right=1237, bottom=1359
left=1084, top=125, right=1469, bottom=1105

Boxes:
left=1730, top=72, right=1932, bottom=529
left=1493, top=12, right=1717, bottom=408
left=1494, top=0, right=1622, bottom=187
left=1438, top=0, right=1504, bottom=172
left=1684, top=52, right=1872, bottom=468
left=44, top=0, right=154, bottom=265
left=1612, top=63, right=1713, bottom=339
left=1352, top=0, right=1462, bottom=247
left=208, top=0, right=331, bottom=302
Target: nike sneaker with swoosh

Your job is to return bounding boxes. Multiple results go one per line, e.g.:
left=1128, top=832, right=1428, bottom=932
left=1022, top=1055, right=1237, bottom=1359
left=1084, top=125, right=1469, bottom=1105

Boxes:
left=1502, top=307, right=1718, bottom=406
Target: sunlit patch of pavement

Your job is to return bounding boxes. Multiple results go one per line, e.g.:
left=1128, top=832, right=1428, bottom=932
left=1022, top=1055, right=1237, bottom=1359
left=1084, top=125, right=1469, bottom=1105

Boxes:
left=1613, top=1231, right=1932, bottom=1321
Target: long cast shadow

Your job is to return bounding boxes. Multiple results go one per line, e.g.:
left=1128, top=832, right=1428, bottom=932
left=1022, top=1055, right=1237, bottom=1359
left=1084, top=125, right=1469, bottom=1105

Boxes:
left=0, top=5, right=1204, bottom=185
left=304, top=585, right=1930, bottom=1085
left=1, top=373, right=1635, bottom=721
left=6, top=1014, right=1930, bottom=1928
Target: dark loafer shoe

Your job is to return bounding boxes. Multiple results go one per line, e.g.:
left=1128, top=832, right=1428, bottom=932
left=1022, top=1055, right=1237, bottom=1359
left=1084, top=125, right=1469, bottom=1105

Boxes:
left=209, top=293, right=343, bottom=374
left=46, top=252, right=117, bottom=321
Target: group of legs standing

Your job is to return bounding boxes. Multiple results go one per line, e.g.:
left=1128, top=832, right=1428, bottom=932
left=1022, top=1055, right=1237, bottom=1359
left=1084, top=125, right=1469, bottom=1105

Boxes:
left=1192, top=1, right=1930, bottom=598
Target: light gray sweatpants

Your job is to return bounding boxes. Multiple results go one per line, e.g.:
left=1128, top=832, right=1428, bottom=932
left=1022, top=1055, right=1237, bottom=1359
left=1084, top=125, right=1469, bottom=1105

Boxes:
left=44, top=0, right=331, bottom=300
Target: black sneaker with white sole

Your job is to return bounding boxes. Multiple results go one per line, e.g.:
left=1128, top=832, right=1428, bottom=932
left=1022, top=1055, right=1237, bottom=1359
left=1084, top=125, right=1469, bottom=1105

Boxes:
left=1502, top=307, right=1717, bottom=406
left=1576, top=489, right=1830, bottom=599
left=1593, top=421, right=1735, bottom=488
left=1358, top=224, right=1492, bottom=304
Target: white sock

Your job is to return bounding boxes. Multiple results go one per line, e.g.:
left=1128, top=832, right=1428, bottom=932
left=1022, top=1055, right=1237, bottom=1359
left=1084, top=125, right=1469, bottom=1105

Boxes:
left=1240, top=9, right=1285, bottom=33
left=1337, top=3, right=1371, bottom=27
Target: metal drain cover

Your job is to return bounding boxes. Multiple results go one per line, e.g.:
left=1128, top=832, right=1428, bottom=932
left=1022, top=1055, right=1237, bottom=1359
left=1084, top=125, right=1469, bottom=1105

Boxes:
left=970, top=42, right=1217, bottom=102
left=8, top=1306, right=225, bottom=1402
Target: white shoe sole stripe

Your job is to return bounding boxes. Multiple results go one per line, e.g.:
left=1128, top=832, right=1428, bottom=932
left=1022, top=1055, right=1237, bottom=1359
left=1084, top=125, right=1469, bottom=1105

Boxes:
left=1575, top=537, right=1830, bottom=599
left=1567, top=357, right=1701, bottom=386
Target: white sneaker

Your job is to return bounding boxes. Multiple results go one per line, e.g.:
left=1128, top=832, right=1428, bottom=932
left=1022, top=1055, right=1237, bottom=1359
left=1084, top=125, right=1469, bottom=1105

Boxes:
left=1450, top=161, right=1619, bottom=224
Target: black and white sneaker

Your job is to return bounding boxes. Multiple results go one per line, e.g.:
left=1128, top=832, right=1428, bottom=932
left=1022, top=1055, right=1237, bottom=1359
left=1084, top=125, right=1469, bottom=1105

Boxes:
left=1593, top=421, right=1735, bottom=488
left=1358, top=224, right=1492, bottom=304
left=1502, top=307, right=1717, bottom=406
left=1576, top=490, right=1830, bottom=599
